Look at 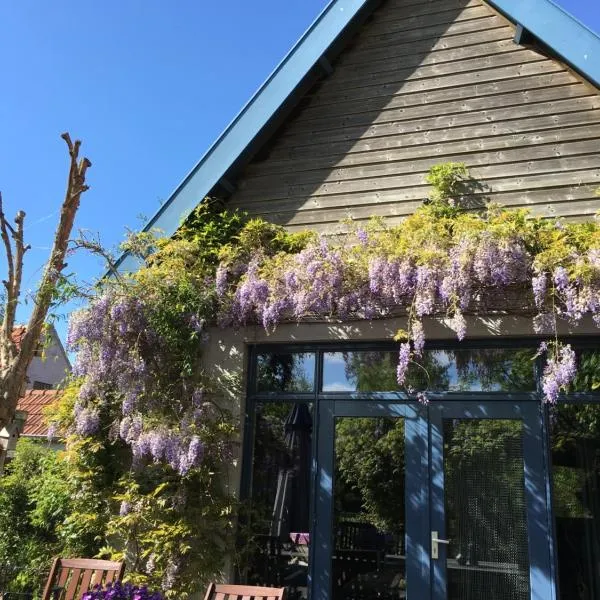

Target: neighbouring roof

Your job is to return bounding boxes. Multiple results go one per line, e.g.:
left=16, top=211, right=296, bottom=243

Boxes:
left=114, top=0, right=600, bottom=273
left=16, top=389, right=62, bottom=437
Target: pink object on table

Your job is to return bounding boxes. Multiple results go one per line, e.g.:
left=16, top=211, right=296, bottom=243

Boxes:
left=290, top=532, right=310, bottom=545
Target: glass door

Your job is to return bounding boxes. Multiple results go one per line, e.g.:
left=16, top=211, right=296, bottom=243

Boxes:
left=429, top=402, right=554, bottom=600
left=312, top=401, right=430, bottom=600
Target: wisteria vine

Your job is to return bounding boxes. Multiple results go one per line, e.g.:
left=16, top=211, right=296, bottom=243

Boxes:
left=216, top=204, right=600, bottom=404
left=67, top=289, right=231, bottom=476
left=60, top=166, right=600, bottom=592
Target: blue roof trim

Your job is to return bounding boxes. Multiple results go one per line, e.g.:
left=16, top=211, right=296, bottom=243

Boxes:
left=488, top=0, right=600, bottom=88
left=115, top=0, right=600, bottom=274
left=115, top=0, right=372, bottom=273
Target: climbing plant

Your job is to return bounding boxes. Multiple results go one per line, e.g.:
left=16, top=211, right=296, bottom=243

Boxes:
left=51, top=163, right=600, bottom=596
left=215, top=163, right=600, bottom=403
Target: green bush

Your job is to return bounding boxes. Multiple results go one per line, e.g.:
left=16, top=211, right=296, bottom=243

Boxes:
left=0, top=439, right=71, bottom=595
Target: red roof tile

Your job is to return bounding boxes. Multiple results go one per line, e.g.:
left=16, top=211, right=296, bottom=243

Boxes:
left=16, top=389, right=62, bottom=437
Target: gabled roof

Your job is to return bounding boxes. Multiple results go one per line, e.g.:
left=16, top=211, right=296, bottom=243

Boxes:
left=16, top=389, right=62, bottom=437
left=115, top=0, right=600, bottom=273
left=10, top=324, right=71, bottom=369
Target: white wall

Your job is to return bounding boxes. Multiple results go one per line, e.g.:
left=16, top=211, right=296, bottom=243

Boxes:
left=25, top=326, right=71, bottom=389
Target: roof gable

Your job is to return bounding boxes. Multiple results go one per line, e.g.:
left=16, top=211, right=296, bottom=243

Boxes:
left=116, top=0, right=600, bottom=271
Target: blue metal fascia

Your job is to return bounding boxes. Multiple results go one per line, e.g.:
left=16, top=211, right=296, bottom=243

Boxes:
left=115, top=0, right=373, bottom=274
left=488, top=0, right=600, bottom=88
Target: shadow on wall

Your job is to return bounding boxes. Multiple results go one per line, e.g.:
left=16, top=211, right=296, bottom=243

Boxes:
left=230, top=0, right=484, bottom=233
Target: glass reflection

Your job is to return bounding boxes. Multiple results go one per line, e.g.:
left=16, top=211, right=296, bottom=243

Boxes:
left=570, top=350, right=600, bottom=393
left=333, top=417, right=406, bottom=600
left=257, top=353, right=316, bottom=393
left=551, top=404, right=600, bottom=599
left=444, top=419, right=530, bottom=600
left=323, top=349, right=535, bottom=393
left=244, top=402, right=313, bottom=599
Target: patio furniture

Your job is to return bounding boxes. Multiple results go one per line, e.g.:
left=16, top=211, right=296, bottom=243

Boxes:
left=41, top=558, right=125, bottom=600
left=203, top=583, right=286, bottom=600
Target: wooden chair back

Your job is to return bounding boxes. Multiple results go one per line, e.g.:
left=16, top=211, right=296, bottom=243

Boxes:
left=41, top=558, right=126, bottom=600
left=203, top=583, right=286, bottom=600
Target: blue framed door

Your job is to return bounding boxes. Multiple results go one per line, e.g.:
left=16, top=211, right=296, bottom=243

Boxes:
left=311, top=400, right=553, bottom=600
left=311, top=400, right=430, bottom=600
left=429, top=401, right=554, bottom=600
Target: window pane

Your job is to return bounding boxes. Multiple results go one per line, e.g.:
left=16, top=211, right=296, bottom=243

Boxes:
left=333, top=416, right=406, bottom=600
left=243, top=402, right=313, bottom=599
left=256, top=352, right=315, bottom=392
left=444, top=419, right=530, bottom=600
left=571, top=350, right=600, bottom=393
left=551, top=404, right=600, bottom=599
left=322, top=349, right=536, bottom=392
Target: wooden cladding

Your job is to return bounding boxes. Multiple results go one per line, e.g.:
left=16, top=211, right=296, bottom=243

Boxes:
left=227, top=0, right=600, bottom=232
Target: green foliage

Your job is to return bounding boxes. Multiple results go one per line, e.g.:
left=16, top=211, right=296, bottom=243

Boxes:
left=425, top=161, right=469, bottom=204
left=175, top=197, right=247, bottom=267
left=218, top=217, right=314, bottom=269
left=335, top=418, right=405, bottom=532
left=0, top=440, right=71, bottom=594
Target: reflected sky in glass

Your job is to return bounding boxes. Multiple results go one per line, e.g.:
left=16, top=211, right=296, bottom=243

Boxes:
left=323, top=349, right=536, bottom=393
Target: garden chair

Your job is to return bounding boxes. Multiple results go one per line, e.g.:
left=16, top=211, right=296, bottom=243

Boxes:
left=203, top=583, right=286, bottom=600
left=41, top=558, right=125, bottom=600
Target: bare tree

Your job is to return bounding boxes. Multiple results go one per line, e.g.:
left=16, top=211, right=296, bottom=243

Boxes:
left=0, top=133, right=91, bottom=430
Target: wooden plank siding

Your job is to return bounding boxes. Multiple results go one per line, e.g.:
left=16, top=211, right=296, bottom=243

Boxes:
left=225, top=0, right=600, bottom=232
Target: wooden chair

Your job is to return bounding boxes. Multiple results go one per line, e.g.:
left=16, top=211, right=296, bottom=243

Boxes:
left=203, top=583, right=286, bottom=600
left=41, top=558, right=125, bottom=600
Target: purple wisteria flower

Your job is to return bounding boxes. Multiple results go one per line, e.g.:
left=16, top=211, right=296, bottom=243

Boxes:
left=119, top=501, right=131, bottom=516
left=81, top=581, right=163, bottom=600
left=416, top=391, right=429, bottom=405
left=415, top=265, right=437, bottom=317
left=533, top=313, right=554, bottom=334
left=541, top=343, right=577, bottom=404
left=215, top=264, right=229, bottom=296
left=448, top=310, right=467, bottom=341
left=411, top=320, right=425, bottom=356
left=75, top=406, right=100, bottom=437
left=396, top=343, right=411, bottom=386
left=532, top=272, right=547, bottom=309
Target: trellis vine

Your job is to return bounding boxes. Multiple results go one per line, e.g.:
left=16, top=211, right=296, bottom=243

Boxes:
left=59, top=165, right=600, bottom=592
left=216, top=164, right=600, bottom=403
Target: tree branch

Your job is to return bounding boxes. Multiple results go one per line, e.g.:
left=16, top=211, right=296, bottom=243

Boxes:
left=0, top=133, right=92, bottom=428
left=0, top=193, right=20, bottom=370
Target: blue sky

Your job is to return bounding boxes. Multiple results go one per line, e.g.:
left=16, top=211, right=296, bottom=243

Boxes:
left=0, top=0, right=598, bottom=343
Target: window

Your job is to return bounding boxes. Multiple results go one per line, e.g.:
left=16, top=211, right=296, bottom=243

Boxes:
left=32, top=381, right=53, bottom=390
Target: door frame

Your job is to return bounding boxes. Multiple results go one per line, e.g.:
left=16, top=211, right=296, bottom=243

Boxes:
left=311, top=400, right=430, bottom=600
left=312, top=399, right=554, bottom=600
left=428, top=401, right=554, bottom=600
left=241, top=340, right=587, bottom=600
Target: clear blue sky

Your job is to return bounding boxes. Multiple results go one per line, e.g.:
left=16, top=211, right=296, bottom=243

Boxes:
left=0, top=0, right=598, bottom=343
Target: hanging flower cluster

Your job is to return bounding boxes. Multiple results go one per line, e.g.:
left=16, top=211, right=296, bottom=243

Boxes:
left=216, top=200, right=600, bottom=403
left=67, top=288, right=232, bottom=476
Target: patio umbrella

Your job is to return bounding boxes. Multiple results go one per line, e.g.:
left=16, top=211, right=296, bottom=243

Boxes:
left=269, top=403, right=312, bottom=539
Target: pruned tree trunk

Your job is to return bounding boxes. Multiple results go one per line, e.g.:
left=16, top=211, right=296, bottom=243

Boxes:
left=0, top=133, right=91, bottom=429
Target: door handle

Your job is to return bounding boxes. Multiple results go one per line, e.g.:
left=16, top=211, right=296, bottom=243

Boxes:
left=431, top=531, right=450, bottom=559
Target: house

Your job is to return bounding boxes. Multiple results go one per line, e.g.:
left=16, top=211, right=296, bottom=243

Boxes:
left=0, top=327, right=70, bottom=472
left=117, top=1, right=600, bottom=598
left=12, top=324, right=71, bottom=391
left=15, top=389, right=63, bottom=441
